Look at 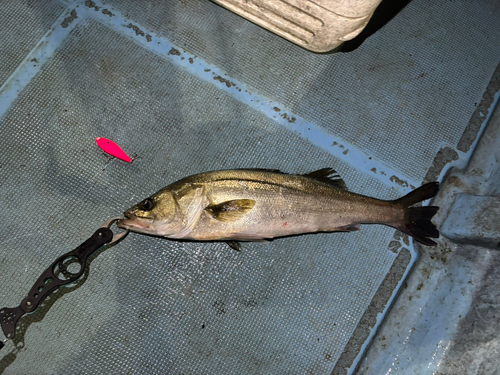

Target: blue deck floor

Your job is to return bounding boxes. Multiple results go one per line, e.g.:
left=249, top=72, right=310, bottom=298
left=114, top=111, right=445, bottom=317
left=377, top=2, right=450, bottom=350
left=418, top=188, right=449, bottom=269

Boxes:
left=0, top=0, right=499, bottom=374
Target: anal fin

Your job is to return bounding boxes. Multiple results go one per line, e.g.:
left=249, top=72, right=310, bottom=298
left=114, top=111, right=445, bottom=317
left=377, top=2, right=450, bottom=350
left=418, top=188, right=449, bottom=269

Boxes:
left=229, top=233, right=270, bottom=242
left=335, top=223, right=360, bottom=232
left=226, top=241, right=242, bottom=251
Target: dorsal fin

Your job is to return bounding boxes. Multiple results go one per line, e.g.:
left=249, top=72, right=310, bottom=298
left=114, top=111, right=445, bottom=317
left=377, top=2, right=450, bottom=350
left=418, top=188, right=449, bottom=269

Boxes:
left=302, top=168, right=347, bottom=190
left=234, top=168, right=347, bottom=190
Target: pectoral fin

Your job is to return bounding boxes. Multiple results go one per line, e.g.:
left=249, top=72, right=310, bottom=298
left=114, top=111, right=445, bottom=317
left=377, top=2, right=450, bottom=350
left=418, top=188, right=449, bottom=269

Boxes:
left=205, top=199, right=256, bottom=222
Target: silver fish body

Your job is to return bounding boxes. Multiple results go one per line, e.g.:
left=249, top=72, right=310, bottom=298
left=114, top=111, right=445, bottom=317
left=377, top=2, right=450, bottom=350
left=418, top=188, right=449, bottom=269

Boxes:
left=117, top=169, right=440, bottom=246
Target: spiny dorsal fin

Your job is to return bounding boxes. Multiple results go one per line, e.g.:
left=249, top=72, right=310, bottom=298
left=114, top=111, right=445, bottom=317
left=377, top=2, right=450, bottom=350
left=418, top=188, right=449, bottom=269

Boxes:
left=205, top=199, right=256, bottom=222
left=302, top=168, right=347, bottom=190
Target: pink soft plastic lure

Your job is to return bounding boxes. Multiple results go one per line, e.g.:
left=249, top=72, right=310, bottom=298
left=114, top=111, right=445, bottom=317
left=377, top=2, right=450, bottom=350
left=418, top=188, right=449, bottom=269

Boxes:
left=95, top=137, right=131, bottom=162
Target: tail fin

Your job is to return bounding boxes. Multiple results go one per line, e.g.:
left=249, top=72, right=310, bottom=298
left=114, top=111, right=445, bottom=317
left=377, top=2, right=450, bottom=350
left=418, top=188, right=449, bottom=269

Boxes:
left=394, top=182, right=440, bottom=246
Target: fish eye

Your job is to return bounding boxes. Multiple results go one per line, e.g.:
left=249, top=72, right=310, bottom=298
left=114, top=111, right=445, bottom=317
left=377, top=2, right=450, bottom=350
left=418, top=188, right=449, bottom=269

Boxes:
left=140, top=199, right=154, bottom=211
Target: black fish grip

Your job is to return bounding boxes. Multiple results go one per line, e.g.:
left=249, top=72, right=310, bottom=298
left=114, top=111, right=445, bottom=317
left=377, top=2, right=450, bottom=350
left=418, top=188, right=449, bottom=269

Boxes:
left=0, top=217, right=127, bottom=346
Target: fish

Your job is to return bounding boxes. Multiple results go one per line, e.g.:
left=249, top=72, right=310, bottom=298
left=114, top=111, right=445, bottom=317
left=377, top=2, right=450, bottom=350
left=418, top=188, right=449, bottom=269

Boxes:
left=117, top=168, right=440, bottom=246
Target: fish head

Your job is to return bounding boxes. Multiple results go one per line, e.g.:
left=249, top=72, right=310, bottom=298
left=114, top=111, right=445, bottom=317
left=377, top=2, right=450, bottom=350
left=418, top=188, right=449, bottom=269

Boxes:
left=117, top=190, right=182, bottom=236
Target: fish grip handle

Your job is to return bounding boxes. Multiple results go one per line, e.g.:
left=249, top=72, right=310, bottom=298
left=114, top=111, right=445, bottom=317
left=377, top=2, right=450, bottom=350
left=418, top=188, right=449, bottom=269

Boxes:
left=0, top=227, right=113, bottom=341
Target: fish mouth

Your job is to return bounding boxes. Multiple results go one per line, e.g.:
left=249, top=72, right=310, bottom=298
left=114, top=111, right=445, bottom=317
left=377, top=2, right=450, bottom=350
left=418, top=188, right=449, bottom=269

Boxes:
left=116, top=211, right=131, bottom=229
left=116, top=218, right=132, bottom=230
left=117, top=212, right=153, bottom=230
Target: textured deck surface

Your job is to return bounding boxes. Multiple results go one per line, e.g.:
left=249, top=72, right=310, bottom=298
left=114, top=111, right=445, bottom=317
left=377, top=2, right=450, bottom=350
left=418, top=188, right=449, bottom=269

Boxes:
left=0, top=0, right=499, bottom=374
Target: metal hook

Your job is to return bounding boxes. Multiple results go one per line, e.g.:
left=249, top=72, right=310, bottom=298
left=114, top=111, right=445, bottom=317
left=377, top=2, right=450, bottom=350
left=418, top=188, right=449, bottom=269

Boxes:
left=100, top=216, right=129, bottom=244
left=0, top=337, right=8, bottom=350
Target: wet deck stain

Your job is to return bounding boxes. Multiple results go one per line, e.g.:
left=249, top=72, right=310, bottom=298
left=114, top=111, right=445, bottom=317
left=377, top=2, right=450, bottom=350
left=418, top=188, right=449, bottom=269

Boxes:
left=84, top=0, right=100, bottom=11
left=61, top=9, right=77, bottom=28
left=168, top=48, right=181, bottom=56
left=389, top=175, right=409, bottom=188
left=126, top=23, right=145, bottom=37
left=280, top=113, right=296, bottom=123
left=213, top=75, right=235, bottom=88
left=102, top=9, right=114, bottom=17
